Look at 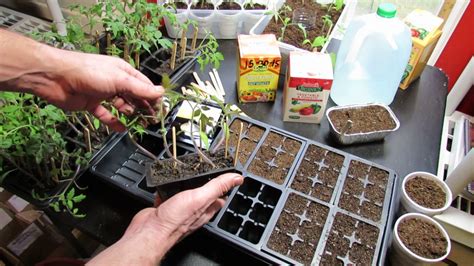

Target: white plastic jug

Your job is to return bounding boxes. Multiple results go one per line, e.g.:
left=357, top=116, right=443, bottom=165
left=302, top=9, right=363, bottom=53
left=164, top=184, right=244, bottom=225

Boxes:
left=330, top=3, right=412, bottom=106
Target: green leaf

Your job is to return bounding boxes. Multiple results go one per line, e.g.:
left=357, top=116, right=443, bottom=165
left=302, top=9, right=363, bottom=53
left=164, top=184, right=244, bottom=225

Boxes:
left=72, top=194, right=86, bottom=203
left=93, top=118, right=100, bottom=130
left=67, top=200, right=73, bottom=210
left=67, top=188, right=75, bottom=200
left=50, top=202, right=60, bottom=212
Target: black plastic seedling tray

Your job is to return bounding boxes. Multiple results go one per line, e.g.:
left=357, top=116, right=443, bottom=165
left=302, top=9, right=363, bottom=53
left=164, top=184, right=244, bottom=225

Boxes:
left=202, top=115, right=399, bottom=265
left=90, top=132, right=194, bottom=203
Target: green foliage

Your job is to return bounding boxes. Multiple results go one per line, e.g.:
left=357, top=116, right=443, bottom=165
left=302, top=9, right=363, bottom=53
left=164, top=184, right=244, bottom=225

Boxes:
left=46, top=187, right=87, bottom=218
left=0, top=92, right=91, bottom=217
left=303, top=35, right=328, bottom=49
left=195, top=33, right=224, bottom=71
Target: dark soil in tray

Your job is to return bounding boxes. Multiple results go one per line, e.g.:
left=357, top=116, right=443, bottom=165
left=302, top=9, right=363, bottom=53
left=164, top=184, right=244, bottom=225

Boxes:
left=144, top=49, right=189, bottom=75
left=328, top=105, right=397, bottom=134
left=174, top=1, right=188, bottom=9
left=291, top=145, right=344, bottom=202
left=320, top=212, right=379, bottom=265
left=398, top=218, right=448, bottom=259
left=191, top=1, right=215, bottom=9
left=147, top=149, right=232, bottom=185
left=405, top=176, right=446, bottom=209
left=218, top=2, right=241, bottom=10
left=338, top=161, right=389, bottom=222
left=228, top=119, right=265, bottom=166
left=262, top=0, right=342, bottom=51
left=248, top=131, right=301, bottom=185
left=243, top=3, right=266, bottom=10
left=267, top=193, right=329, bottom=265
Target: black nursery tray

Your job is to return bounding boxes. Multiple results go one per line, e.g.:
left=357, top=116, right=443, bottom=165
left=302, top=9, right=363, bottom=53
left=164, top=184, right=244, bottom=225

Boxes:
left=201, top=115, right=399, bottom=265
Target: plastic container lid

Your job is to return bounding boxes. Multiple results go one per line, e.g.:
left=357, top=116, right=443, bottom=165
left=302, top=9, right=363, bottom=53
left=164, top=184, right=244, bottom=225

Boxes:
left=377, top=3, right=397, bottom=18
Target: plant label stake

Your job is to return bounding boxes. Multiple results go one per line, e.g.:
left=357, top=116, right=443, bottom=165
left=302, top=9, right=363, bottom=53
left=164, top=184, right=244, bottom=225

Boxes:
left=180, top=37, right=187, bottom=61
left=341, top=119, right=353, bottom=135
left=234, top=122, right=243, bottom=167
left=171, top=41, right=178, bottom=70
left=191, top=27, right=198, bottom=52
left=212, top=68, right=226, bottom=96
left=172, top=126, right=177, bottom=168
left=84, top=128, right=92, bottom=153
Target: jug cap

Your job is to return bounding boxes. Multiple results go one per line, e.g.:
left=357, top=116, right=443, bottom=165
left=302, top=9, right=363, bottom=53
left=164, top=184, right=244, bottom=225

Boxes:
left=377, top=3, right=397, bottom=18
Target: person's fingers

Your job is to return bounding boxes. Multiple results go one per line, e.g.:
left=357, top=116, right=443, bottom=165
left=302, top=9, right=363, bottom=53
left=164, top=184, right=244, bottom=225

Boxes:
left=193, top=173, right=244, bottom=208
left=90, top=104, right=126, bottom=132
left=112, top=96, right=135, bottom=115
left=121, top=64, right=155, bottom=86
left=115, top=71, right=165, bottom=101
left=122, top=94, right=155, bottom=116
left=186, top=199, right=226, bottom=235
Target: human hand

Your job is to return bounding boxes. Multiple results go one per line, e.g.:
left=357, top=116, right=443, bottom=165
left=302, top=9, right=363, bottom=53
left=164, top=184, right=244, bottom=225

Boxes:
left=30, top=48, right=164, bottom=132
left=0, top=29, right=163, bottom=132
left=87, top=173, right=244, bottom=265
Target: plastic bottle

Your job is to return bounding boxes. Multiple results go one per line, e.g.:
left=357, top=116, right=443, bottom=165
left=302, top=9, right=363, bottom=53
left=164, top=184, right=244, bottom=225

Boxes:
left=330, top=3, right=412, bottom=106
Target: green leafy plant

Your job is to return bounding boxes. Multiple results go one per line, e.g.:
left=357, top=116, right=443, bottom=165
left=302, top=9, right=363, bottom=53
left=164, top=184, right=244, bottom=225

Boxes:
left=0, top=92, right=90, bottom=217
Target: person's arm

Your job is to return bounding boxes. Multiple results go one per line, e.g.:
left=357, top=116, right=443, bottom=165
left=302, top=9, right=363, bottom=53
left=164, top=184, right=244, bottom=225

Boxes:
left=87, top=173, right=244, bottom=265
left=0, top=29, right=163, bottom=131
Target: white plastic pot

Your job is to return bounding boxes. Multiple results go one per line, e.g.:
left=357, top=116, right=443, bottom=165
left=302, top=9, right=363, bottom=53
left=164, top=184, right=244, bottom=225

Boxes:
left=164, top=6, right=190, bottom=39
left=189, top=8, right=216, bottom=38
left=216, top=2, right=243, bottom=38
left=390, top=213, right=451, bottom=265
left=401, top=171, right=452, bottom=216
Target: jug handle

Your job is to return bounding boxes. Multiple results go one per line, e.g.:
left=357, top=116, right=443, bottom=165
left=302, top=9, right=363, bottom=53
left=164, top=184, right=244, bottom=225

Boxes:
left=345, top=28, right=398, bottom=64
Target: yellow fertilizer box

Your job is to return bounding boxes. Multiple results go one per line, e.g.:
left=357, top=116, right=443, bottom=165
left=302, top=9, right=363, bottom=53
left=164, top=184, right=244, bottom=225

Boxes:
left=283, top=51, right=333, bottom=124
left=237, top=34, right=281, bottom=103
left=400, top=10, right=443, bottom=90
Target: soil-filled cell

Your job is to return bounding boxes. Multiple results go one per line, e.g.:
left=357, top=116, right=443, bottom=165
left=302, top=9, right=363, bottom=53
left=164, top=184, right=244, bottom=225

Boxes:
left=227, top=120, right=263, bottom=166
left=238, top=177, right=261, bottom=197
left=267, top=193, right=329, bottom=265
left=248, top=132, right=301, bottom=185
left=239, top=221, right=264, bottom=244
left=339, top=161, right=389, bottom=222
left=247, top=125, right=265, bottom=141
left=321, top=212, right=379, bottom=266
left=218, top=212, right=244, bottom=234
left=291, top=146, right=343, bottom=203
left=228, top=194, right=253, bottom=215
left=229, top=119, right=249, bottom=133
left=249, top=203, right=273, bottom=224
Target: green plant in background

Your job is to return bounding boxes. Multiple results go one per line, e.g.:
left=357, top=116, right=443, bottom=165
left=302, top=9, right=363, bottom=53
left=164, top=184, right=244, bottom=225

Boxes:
left=195, top=32, right=224, bottom=71
left=0, top=92, right=90, bottom=218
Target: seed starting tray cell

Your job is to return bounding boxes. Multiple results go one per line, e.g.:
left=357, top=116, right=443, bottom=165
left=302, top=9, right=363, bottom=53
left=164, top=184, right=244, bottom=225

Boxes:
left=216, top=176, right=282, bottom=247
left=247, top=130, right=304, bottom=186
left=289, top=143, right=347, bottom=204
left=263, top=191, right=333, bottom=265
left=316, top=208, right=384, bottom=266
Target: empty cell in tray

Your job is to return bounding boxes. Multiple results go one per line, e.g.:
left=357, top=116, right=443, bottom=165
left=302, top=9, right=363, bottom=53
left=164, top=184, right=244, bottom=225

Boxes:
left=228, top=194, right=253, bottom=215
left=238, top=177, right=261, bottom=197
left=249, top=203, right=273, bottom=224
left=258, top=186, right=281, bottom=206
left=239, top=221, right=264, bottom=244
left=218, top=212, right=243, bottom=234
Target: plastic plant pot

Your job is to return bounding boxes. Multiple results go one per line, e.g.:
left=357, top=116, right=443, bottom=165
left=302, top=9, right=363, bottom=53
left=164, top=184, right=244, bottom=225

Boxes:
left=216, top=1, right=243, bottom=39
left=163, top=4, right=189, bottom=39
left=390, top=213, right=451, bottom=265
left=400, top=171, right=452, bottom=216
left=189, top=0, right=216, bottom=37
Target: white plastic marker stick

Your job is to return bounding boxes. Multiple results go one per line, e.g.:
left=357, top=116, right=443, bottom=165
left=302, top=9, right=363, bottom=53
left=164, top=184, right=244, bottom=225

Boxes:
left=206, top=81, right=224, bottom=102
left=209, top=71, right=220, bottom=95
left=213, top=68, right=225, bottom=96
left=234, top=122, right=243, bottom=167
left=84, top=128, right=92, bottom=153
left=181, top=86, right=187, bottom=95
left=192, top=72, right=206, bottom=89
left=172, top=126, right=177, bottom=167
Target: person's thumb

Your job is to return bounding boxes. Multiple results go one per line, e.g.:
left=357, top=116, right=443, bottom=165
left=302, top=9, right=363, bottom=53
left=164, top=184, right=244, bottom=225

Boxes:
left=117, top=74, right=165, bottom=101
left=195, top=173, right=244, bottom=205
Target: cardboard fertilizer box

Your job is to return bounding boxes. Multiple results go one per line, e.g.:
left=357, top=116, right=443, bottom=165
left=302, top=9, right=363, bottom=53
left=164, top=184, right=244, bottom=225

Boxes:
left=283, top=51, right=333, bottom=123
left=400, top=10, right=443, bottom=90
left=237, top=34, right=281, bottom=103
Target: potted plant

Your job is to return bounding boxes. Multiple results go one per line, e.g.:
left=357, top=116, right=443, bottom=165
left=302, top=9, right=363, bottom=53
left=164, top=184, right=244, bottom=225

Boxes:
left=401, top=171, right=452, bottom=216
left=0, top=92, right=90, bottom=218
left=251, top=0, right=349, bottom=53
left=216, top=0, right=243, bottom=39
left=390, top=213, right=451, bottom=265
left=242, top=0, right=269, bottom=33
left=189, top=0, right=217, bottom=35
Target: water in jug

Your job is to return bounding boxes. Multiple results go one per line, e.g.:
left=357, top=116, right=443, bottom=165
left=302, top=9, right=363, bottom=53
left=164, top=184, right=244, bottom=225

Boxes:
left=330, top=3, right=412, bottom=106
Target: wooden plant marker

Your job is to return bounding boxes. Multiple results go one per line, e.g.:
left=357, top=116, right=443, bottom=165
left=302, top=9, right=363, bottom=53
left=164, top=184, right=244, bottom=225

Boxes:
left=171, top=41, right=178, bottom=70
left=84, top=128, right=92, bottom=153
left=234, top=122, right=243, bottom=167
left=172, top=126, right=177, bottom=168
left=191, top=27, right=199, bottom=52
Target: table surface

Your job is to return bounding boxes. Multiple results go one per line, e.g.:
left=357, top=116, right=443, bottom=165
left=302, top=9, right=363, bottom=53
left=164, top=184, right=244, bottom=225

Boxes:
left=52, top=39, right=448, bottom=263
